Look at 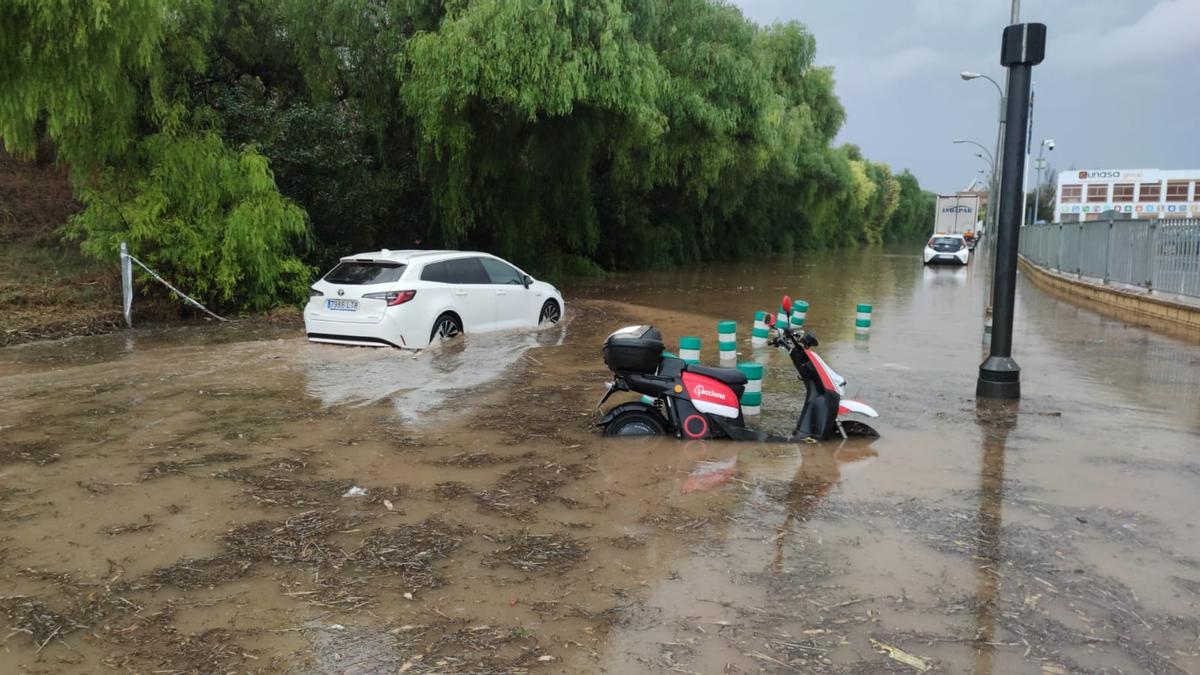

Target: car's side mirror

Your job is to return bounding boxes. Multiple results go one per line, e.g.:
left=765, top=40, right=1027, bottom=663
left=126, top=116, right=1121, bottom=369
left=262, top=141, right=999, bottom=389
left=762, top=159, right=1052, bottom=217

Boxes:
left=522, top=274, right=532, bottom=288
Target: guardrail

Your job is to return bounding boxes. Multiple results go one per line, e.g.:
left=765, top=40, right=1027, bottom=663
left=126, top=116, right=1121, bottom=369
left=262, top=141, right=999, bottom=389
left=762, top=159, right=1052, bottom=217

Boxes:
left=1020, top=218, right=1200, bottom=300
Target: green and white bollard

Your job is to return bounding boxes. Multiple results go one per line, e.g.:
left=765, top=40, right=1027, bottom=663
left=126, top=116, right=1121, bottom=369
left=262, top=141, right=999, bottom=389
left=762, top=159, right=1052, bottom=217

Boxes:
left=751, top=311, right=770, bottom=347
left=855, top=303, right=872, bottom=334
left=776, top=303, right=788, bottom=331
left=717, top=321, right=737, bottom=362
left=679, top=336, right=701, bottom=363
left=739, top=391, right=761, bottom=416
left=791, top=299, right=808, bottom=328
left=737, top=362, right=764, bottom=416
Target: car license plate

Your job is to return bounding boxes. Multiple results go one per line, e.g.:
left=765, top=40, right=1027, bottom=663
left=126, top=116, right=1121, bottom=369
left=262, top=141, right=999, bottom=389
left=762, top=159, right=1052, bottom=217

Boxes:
left=326, top=299, right=358, bottom=312
left=938, top=255, right=956, bottom=260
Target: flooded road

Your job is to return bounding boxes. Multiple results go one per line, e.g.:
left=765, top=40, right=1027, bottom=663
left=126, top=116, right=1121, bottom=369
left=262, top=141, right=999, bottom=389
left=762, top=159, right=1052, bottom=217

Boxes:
left=2, top=247, right=1199, bottom=673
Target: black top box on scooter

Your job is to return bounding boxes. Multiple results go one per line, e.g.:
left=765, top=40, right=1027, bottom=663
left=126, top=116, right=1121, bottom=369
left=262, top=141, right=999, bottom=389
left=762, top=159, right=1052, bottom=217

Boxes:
left=603, top=325, right=665, bottom=374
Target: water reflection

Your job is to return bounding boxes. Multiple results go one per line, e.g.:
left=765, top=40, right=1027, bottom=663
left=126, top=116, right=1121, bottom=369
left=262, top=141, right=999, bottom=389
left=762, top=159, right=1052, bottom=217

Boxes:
left=669, top=439, right=879, bottom=578
left=922, top=265, right=970, bottom=288
left=771, top=443, right=878, bottom=574
left=971, top=399, right=1017, bottom=675
left=1016, top=274, right=1200, bottom=425
left=301, top=324, right=567, bottom=422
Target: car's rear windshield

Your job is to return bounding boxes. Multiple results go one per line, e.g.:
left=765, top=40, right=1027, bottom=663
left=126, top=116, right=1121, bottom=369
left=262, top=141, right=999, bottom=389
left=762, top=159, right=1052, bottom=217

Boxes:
left=932, top=237, right=963, bottom=248
left=323, top=261, right=406, bottom=285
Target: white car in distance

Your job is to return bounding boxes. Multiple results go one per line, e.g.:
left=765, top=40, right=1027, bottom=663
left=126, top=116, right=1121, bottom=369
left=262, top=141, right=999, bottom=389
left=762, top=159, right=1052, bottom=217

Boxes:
left=923, top=234, right=970, bottom=265
left=305, top=250, right=565, bottom=349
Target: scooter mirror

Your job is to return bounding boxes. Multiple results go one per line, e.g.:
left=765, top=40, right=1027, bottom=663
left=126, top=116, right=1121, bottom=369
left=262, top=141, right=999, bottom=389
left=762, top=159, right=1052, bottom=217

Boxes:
left=763, top=314, right=774, bottom=327
left=782, top=295, right=792, bottom=313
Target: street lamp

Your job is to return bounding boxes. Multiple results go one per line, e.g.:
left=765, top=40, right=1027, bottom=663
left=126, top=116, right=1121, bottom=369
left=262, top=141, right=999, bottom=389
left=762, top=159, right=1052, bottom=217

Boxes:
left=954, top=140, right=995, bottom=229
left=1031, top=138, right=1054, bottom=224
left=960, top=71, right=1003, bottom=97
left=960, top=71, right=1006, bottom=236
left=953, top=139, right=993, bottom=167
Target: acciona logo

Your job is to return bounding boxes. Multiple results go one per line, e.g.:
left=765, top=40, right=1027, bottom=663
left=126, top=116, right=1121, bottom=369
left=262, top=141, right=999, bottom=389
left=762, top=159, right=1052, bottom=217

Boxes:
left=1079, top=170, right=1120, bottom=180
left=692, top=384, right=727, bottom=401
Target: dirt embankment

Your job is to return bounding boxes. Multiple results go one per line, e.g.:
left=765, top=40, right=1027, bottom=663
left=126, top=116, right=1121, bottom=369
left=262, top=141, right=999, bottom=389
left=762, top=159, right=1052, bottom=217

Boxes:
left=0, top=150, right=215, bottom=347
left=0, top=149, right=122, bottom=346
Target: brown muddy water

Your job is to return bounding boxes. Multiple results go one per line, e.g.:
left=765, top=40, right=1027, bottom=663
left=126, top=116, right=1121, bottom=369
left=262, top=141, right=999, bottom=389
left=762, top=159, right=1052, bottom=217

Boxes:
left=1, top=247, right=1199, bottom=674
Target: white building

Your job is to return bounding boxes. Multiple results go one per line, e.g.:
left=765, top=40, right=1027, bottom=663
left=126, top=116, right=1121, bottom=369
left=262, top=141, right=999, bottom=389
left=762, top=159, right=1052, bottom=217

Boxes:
left=1054, top=169, right=1200, bottom=223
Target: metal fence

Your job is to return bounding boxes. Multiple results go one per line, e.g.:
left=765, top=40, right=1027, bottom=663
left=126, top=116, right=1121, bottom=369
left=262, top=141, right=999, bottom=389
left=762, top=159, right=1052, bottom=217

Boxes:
left=1020, top=218, right=1200, bottom=299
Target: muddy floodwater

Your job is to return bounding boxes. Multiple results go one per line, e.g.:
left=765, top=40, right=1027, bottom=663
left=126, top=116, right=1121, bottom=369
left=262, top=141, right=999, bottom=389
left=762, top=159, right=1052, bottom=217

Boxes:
left=2, top=247, right=1199, bottom=674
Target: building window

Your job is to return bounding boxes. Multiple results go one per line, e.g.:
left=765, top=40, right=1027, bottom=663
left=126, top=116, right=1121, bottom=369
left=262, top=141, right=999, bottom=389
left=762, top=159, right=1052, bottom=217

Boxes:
left=1139, top=182, right=1161, bottom=201
left=1111, top=183, right=1134, bottom=201
left=1060, top=184, right=1082, bottom=203
left=1165, top=181, right=1188, bottom=202
left=1086, top=184, right=1108, bottom=202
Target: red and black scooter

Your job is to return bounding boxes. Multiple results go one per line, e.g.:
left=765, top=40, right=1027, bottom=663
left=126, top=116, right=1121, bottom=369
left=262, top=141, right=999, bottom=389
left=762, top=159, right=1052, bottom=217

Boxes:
left=596, top=308, right=879, bottom=442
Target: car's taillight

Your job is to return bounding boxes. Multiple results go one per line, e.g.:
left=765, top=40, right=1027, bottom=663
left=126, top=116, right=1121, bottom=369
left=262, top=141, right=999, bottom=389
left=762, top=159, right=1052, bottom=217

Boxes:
left=363, top=290, right=417, bottom=306
left=309, top=288, right=324, bottom=297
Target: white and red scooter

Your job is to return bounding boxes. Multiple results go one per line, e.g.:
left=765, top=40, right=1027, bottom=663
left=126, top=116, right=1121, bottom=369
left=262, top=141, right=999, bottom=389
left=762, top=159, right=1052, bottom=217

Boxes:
left=597, top=297, right=880, bottom=442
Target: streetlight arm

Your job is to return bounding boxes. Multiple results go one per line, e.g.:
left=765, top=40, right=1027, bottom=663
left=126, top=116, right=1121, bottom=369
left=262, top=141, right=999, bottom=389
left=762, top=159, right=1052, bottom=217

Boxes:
left=953, top=139, right=994, bottom=166
left=979, top=74, right=1004, bottom=98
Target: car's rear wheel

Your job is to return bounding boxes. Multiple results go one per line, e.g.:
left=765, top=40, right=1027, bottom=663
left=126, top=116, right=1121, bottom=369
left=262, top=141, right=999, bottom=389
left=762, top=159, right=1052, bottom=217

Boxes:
left=539, top=299, right=561, bottom=325
left=430, top=313, right=462, bottom=343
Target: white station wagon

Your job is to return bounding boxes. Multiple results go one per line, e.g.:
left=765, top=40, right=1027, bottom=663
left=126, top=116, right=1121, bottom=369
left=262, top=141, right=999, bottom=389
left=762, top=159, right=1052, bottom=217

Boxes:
left=304, top=250, right=565, bottom=349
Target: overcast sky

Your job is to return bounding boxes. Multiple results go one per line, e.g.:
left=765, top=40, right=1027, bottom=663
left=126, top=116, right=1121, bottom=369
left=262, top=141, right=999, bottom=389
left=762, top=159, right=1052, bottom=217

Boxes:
left=731, top=0, right=1200, bottom=194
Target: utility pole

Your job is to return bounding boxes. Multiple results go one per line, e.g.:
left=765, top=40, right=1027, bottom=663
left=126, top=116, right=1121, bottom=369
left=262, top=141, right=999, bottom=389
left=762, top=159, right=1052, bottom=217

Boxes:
left=1032, top=139, right=1054, bottom=224
left=977, top=23, right=1046, bottom=400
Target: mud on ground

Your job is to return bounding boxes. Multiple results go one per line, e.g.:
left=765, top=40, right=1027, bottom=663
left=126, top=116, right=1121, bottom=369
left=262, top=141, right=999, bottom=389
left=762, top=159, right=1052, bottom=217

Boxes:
left=1, top=281, right=1199, bottom=673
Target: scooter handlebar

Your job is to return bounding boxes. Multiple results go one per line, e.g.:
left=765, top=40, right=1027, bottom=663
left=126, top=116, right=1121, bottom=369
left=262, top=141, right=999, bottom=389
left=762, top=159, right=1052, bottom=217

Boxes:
left=771, top=326, right=819, bottom=350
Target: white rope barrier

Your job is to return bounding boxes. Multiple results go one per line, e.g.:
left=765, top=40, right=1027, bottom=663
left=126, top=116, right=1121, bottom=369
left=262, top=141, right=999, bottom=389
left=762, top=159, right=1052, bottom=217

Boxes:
left=120, top=241, right=227, bottom=324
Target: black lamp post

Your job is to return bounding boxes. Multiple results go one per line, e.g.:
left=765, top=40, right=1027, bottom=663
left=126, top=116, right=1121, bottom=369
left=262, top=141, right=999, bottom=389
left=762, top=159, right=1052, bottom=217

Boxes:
left=977, top=23, right=1047, bottom=400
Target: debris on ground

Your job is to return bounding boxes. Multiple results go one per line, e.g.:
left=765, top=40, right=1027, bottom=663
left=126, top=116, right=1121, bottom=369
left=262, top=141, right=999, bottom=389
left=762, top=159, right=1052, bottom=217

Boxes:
left=870, top=638, right=932, bottom=672
left=431, top=451, right=537, bottom=467
left=150, top=555, right=254, bottom=589
left=0, top=440, right=60, bottom=466
left=606, top=534, right=647, bottom=549
left=101, top=518, right=158, bottom=536
left=348, top=518, right=469, bottom=589
left=474, top=462, right=588, bottom=520
left=640, top=506, right=710, bottom=532
left=530, top=600, right=624, bottom=624
left=434, top=481, right=472, bottom=500
left=301, top=619, right=546, bottom=674
left=214, top=466, right=353, bottom=507
left=223, top=510, right=366, bottom=565
left=481, top=532, right=588, bottom=573
left=138, top=451, right=246, bottom=481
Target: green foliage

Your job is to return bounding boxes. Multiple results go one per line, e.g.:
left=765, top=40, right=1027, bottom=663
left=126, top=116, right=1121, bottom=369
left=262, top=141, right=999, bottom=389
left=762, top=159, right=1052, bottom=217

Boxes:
left=2, top=0, right=935, bottom=310
left=1, top=0, right=314, bottom=310
left=68, top=132, right=312, bottom=310
left=884, top=170, right=938, bottom=243
left=0, top=0, right=166, bottom=166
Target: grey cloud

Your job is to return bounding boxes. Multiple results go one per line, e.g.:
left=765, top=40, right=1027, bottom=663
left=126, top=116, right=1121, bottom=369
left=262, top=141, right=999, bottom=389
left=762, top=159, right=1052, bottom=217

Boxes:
left=731, top=0, right=1200, bottom=194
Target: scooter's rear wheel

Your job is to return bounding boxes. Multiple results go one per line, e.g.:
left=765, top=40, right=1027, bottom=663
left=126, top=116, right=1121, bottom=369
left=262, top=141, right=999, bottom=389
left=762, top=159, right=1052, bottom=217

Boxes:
left=602, top=410, right=668, bottom=437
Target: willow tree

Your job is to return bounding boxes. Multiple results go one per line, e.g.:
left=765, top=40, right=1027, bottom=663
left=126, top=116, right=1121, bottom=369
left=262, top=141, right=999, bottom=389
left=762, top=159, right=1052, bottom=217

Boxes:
left=1, top=0, right=312, bottom=310
left=402, top=0, right=664, bottom=273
